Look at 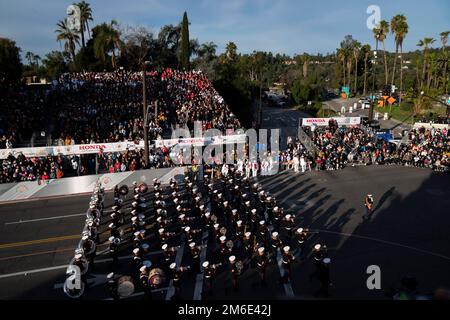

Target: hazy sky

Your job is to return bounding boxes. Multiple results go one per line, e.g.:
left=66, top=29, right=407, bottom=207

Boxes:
left=1, top=0, right=449, bottom=59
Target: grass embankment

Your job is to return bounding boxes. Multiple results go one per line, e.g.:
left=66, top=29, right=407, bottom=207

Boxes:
left=377, top=102, right=446, bottom=124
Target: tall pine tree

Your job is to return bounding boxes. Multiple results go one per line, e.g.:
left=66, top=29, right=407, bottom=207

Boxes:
left=180, top=11, right=190, bottom=70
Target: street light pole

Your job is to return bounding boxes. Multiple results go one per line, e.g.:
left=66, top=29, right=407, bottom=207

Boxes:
left=369, top=40, right=379, bottom=121
left=142, top=61, right=150, bottom=167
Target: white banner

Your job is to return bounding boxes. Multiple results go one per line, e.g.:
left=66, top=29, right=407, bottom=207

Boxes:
left=154, top=134, right=246, bottom=148
left=413, top=123, right=449, bottom=130
left=0, top=141, right=144, bottom=160
left=302, top=117, right=361, bottom=127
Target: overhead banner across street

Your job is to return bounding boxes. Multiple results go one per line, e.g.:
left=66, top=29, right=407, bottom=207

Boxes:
left=302, top=117, right=361, bottom=127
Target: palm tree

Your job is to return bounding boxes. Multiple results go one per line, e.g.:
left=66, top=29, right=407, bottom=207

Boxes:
left=417, top=37, right=435, bottom=89
left=440, top=31, right=449, bottom=90
left=75, top=1, right=93, bottom=47
left=25, top=51, right=34, bottom=66
left=93, top=20, right=122, bottom=69
left=337, top=48, right=346, bottom=86
left=352, top=41, right=361, bottom=94
left=56, top=19, right=80, bottom=61
left=390, top=15, right=408, bottom=88
left=361, top=44, right=371, bottom=96
left=374, top=20, right=390, bottom=85
left=199, top=42, right=217, bottom=61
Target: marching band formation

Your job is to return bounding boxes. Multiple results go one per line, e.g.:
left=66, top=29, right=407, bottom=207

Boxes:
left=64, top=166, right=333, bottom=300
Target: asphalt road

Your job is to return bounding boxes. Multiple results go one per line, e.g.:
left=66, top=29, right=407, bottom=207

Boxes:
left=261, top=105, right=310, bottom=150
left=1, top=165, right=449, bottom=300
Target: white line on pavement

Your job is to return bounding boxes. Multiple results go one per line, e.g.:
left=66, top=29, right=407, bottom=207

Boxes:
left=104, top=287, right=169, bottom=300
left=193, top=232, right=208, bottom=300
left=165, top=241, right=185, bottom=300
left=276, top=248, right=295, bottom=298
left=5, top=213, right=86, bottom=225
left=0, top=250, right=163, bottom=280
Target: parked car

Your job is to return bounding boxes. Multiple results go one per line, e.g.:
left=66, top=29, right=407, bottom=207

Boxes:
left=367, top=120, right=381, bottom=130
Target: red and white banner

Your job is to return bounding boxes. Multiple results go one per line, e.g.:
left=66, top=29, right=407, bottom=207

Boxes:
left=302, top=117, right=361, bottom=127
left=0, top=141, right=144, bottom=159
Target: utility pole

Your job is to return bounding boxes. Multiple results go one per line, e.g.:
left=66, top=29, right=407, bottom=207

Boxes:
left=369, top=39, right=379, bottom=121
left=142, top=61, right=150, bottom=167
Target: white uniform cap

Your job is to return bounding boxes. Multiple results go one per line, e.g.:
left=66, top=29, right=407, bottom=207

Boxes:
left=272, top=232, right=279, bottom=237
left=323, top=258, right=331, bottom=264
left=259, top=220, right=265, bottom=225
left=223, top=201, right=229, bottom=206
left=172, top=192, right=177, bottom=196
left=297, top=228, right=303, bottom=233
left=199, top=205, right=205, bottom=210
left=218, top=193, right=222, bottom=198
left=245, top=201, right=250, bottom=206
left=112, top=206, right=118, bottom=211
left=156, top=208, right=162, bottom=213
left=237, top=220, right=242, bottom=225
left=253, top=183, right=259, bottom=188
left=220, top=236, right=226, bottom=242
left=134, top=194, right=140, bottom=199
left=229, top=255, right=236, bottom=262
left=142, top=260, right=152, bottom=268
left=258, top=247, right=265, bottom=253
left=188, top=182, right=193, bottom=187
left=131, top=217, right=138, bottom=223
left=189, top=242, right=196, bottom=248
left=273, top=206, right=279, bottom=211
left=285, top=214, right=291, bottom=220
left=153, top=178, right=158, bottom=182
left=139, top=266, right=147, bottom=272
left=162, top=244, right=168, bottom=250
left=245, top=231, right=251, bottom=237
left=107, top=272, right=114, bottom=279
left=174, top=198, right=179, bottom=203
left=82, top=235, right=88, bottom=241
left=213, top=190, right=218, bottom=194
left=214, top=223, right=220, bottom=229
left=205, top=212, right=211, bottom=217
left=158, top=228, right=165, bottom=234
left=179, top=214, right=185, bottom=219
left=176, top=205, right=182, bottom=210
left=108, top=236, right=115, bottom=242
left=202, top=261, right=209, bottom=268
left=283, top=246, right=290, bottom=252
left=185, top=226, right=191, bottom=232
left=267, top=197, right=272, bottom=201
left=75, top=253, right=82, bottom=260
left=314, top=244, right=321, bottom=251
left=132, top=201, right=138, bottom=206
left=368, top=194, right=373, bottom=197
left=208, top=184, right=213, bottom=188
left=234, top=186, right=239, bottom=190
left=134, top=231, right=140, bottom=237
left=169, top=262, right=176, bottom=269
left=232, top=209, right=238, bottom=214
left=108, top=223, right=115, bottom=229
left=133, top=248, right=140, bottom=254
left=251, top=209, right=257, bottom=213
left=195, top=196, right=201, bottom=201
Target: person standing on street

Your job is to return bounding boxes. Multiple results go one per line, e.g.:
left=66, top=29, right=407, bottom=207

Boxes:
left=363, top=194, right=374, bottom=220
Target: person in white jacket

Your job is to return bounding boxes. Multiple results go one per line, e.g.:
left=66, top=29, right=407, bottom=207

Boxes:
left=293, top=155, right=300, bottom=172
left=300, top=155, right=306, bottom=173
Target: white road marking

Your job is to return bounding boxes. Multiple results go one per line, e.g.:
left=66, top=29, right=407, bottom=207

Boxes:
left=0, top=250, right=163, bottom=280
left=104, top=286, right=169, bottom=300
left=5, top=213, right=86, bottom=225
left=276, top=248, right=295, bottom=298
left=165, top=240, right=185, bottom=300
left=193, top=232, right=208, bottom=300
